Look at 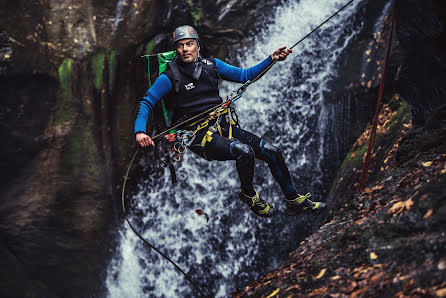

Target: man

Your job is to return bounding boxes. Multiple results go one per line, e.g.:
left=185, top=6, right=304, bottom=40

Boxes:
left=135, top=25, right=327, bottom=217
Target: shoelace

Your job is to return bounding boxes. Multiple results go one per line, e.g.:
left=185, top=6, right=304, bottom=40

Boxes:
left=295, top=192, right=312, bottom=204
left=251, top=194, right=266, bottom=208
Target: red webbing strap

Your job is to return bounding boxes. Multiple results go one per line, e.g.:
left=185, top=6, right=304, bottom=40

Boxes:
left=358, top=0, right=397, bottom=192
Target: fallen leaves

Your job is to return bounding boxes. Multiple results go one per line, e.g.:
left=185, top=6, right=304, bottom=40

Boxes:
left=265, top=288, right=280, bottom=298
left=195, top=209, right=209, bottom=222
left=387, top=198, right=413, bottom=216
left=421, top=161, right=433, bottom=167
left=363, top=183, right=385, bottom=194
left=315, top=268, right=327, bottom=279
left=231, top=138, right=445, bottom=298
left=436, top=288, right=446, bottom=297
left=423, top=209, right=433, bottom=219
left=363, top=187, right=372, bottom=194
left=437, top=257, right=446, bottom=270
left=308, top=286, right=328, bottom=297
left=350, top=286, right=369, bottom=298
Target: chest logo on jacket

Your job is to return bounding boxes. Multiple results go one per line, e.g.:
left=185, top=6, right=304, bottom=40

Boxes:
left=184, top=82, right=195, bottom=90
left=201, top=59, right=213, bottom=66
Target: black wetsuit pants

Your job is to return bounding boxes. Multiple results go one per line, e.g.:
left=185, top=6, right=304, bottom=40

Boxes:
left=188, top=117, right=298, bottom=199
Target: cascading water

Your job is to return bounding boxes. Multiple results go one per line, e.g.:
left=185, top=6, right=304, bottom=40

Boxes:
left=106, top=0, right=365, bottom=296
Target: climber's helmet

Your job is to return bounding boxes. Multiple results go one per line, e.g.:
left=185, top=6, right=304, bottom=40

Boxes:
left=172, top=25, right=199, bottom=49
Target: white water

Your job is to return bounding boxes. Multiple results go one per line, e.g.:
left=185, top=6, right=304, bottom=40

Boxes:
left=107, top=0, right=364, bottom=297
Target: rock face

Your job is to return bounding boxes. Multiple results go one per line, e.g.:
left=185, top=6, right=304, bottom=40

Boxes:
left=0, top=0, right=287, bottom=296
left=232, top=0, right=446, bottom=296
left=391, top=0, right=446, bottom=127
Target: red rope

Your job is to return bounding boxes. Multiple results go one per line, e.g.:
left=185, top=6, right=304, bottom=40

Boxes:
left=358, top=0, right=397, bottom=192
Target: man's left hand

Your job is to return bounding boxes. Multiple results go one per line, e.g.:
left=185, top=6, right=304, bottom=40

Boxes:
left=271, top=46, right=292, bottom=61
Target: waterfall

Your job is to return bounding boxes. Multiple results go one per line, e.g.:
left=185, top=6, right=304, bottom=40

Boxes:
left=106, top=0, right=364, bottom=296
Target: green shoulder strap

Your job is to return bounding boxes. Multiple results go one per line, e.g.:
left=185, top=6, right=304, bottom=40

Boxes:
left=157, top=51, right=176, bottom=133
left=142, top=51, right=176, bottom=134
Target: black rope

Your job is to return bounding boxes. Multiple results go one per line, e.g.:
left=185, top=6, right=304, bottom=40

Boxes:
left=251, top=0, right=354, bottom=83
left=121, top=148, right=208, bottom=297
left=122, top=0, right=355, bottom=295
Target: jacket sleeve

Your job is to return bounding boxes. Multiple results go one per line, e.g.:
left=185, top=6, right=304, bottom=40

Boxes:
left=134, top=74, right=173, bottom=134
left=214, top=56, right=273, bottom=83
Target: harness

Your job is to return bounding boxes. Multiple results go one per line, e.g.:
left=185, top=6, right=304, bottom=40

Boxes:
left=162, top=58, right=239, bottom=164
left=166, top=106, right=239, bottom=162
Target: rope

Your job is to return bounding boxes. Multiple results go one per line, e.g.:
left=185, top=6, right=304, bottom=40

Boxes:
left=251, top=0, right=355, bottom=84
left=358, top=0, right=397, bottom=192
left=121, top=148, right=208, bottom=297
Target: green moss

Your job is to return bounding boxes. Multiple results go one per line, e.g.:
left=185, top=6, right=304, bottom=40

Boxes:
left=185, top=0, right=202, bottom=25
left=58, top=58, right=73, bottom=96
left=92, top=53, right=105, bottom=90
left=56, top=58, right=76, bottom=124
left=144, top=39, right=155, bottom=55
left=108, top=50, right=117, bottom=90
left=339, top=143, right=368, bottom=173
left=60, top=122, right=101, bottom=191
left=62, top=131, right=82, bottom=183
left=384, top=101, right=409, bottom=130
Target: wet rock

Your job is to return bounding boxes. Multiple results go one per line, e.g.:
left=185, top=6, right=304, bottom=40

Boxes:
left=232, top=1, right=446, bottom=296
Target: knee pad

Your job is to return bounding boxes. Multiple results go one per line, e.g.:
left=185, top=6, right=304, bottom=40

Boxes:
left=230, top=141, right=254, bottom=159
left=261, top=140, right=282, bottom=160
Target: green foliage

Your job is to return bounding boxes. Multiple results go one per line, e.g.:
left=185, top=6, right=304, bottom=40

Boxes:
left=339, top=143, right=368, bottom=173
left=58, top=58, right=73, bottom=96
left=185, top=0, right=202, bottom=25
left=144, top=39, right=155, bottom=55
left=61, top=130, right=82, bottom=183
left=92, top=53, right=105, bottom=90
left=56, top=58, right=75, bottom=124
left=385, top=101, right=409, bottom=129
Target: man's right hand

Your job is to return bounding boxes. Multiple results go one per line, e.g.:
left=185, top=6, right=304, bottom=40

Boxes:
left=136, top=132, right=155, bottom=147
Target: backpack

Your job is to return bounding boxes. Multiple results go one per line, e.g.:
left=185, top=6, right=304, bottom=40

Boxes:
left=141, top=51, right=183, bottom=183
left=141, top=51, right=179, bottom=135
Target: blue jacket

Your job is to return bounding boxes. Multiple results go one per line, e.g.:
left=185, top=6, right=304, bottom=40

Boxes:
left=135, top=56, right=273, bottom=134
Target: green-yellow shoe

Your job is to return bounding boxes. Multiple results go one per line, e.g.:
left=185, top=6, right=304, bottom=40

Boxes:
left=239, top=189, right=275, bottom=218
left=285, top=193, right=327, bottom=216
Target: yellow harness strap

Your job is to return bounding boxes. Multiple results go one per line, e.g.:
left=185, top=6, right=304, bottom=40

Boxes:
left=184, top=108, right=237, bottom=148
left=228, top=119, right=236, bottom=140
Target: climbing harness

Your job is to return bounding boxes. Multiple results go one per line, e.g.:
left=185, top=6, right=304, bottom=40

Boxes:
left=162, top=106, right=239, bottom=162
left=358, top=0, right=397, bottom=192
left=122, top=0, right=356, bottom=295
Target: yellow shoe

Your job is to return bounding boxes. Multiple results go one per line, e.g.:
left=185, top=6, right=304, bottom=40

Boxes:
left=285, top=193, right=327, bottom=216
left=239, top=189, right=275, bottom=218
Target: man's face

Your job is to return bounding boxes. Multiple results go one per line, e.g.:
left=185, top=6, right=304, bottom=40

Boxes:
left=175, top=39, right=199, bottom=63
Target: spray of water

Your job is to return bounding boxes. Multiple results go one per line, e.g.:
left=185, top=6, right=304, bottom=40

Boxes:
left=107, top=0, right=364, bottom=296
